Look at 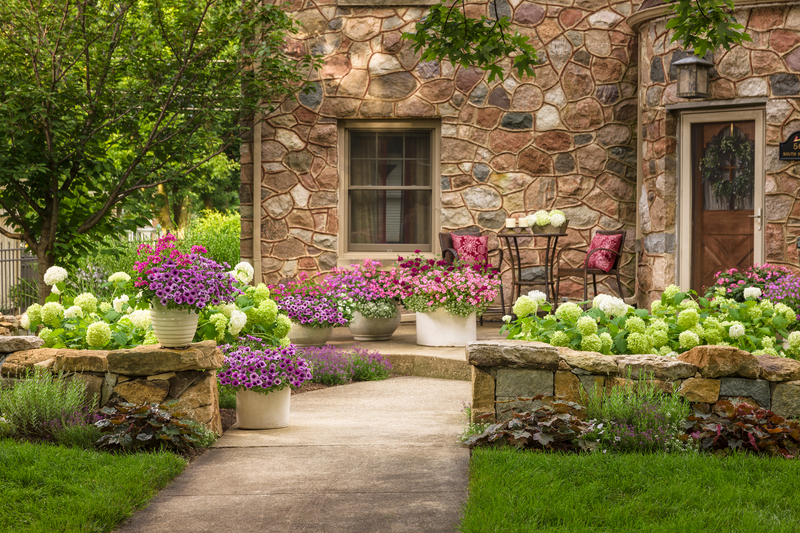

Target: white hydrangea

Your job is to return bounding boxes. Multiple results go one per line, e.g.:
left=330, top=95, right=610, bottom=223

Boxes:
left=129, top=309, right=152, bottom=330
left=549, top=212, right=566, bottom=228
left=228, top=309, right=247, bottom=336
left=743, top=287, right=762, bottom=300
left=108, top=272, right=131, bottom=283
left=233, top=261, right=255, bottom=284
left=527, top=290, right=548, bottom=303
left=592, top=294, right=629, bottom=318
left=113, top=294, right=129, bottom=313
left=532, top=210, right=551, bottom=226
left=19, top=313, right=30, bottom=330
left=218, top=303, right=236, bottom=318
left=502, top=315, right=512, bottom=323
left=51, top=285, right=60, bottom=295
left=728, top=322, right=745, bottom=339
left=64, top=305, right=84, bottom=319
left=43, top=266, right=68, bottom=285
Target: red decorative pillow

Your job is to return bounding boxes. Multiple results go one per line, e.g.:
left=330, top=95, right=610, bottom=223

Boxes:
left=586, top=233, right=623, bottom=272
left=452, top=234, right=489, bottom=264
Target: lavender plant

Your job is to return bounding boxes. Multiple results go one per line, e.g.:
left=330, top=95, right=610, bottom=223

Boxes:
left=298, top=345, right=392, bottom=385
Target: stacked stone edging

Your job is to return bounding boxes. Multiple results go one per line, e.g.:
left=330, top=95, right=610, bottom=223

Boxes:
left=467, top=340, right=800, bottom=422
left=0, top=340, right=223, bottom=434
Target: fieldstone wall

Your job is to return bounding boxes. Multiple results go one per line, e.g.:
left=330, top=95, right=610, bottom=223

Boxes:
left=636, top=3, right=800, bottom=306
left=0, top=340, right=223, bottom=434
left=468, top=339, right=800, bottom=421
left=241, top=0, right=642, bottom=300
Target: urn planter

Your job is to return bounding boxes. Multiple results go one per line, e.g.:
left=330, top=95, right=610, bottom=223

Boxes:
left=235, top=387, right=291, bottom=429
left=150, top=302, right=199, bottom=347
left=288, top=323, right=333, bottom=346
left=348, top=309, right=401, bottom=341
left=416, top=308, right=476, bottom=347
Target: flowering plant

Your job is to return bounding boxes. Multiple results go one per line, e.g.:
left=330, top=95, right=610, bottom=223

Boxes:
left=324, top=260, right=400, bottom=319
left=134, top=233, right=239, bottom=311
left=271, top=273, right=354, bottom=328
left=525, top=209, right=567, bottom=228
left=218, top=335, right=313, bottom=394
left=387, top=253, right=501, bottom=317
left=704, top=263, right=794, bottom=302
left=504, top=285, right=799, bottom=358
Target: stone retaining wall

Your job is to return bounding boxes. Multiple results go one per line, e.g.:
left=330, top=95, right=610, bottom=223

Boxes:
left=467, top=340, right=800, bottom=422
left=0, top=338, right=223, bottom=434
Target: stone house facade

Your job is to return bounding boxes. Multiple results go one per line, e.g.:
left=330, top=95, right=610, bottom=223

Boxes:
left=239, top=0, right=800, bottom=308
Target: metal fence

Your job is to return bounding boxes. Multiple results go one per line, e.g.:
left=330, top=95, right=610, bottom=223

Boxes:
left=0, top=243, right=37, bottom=315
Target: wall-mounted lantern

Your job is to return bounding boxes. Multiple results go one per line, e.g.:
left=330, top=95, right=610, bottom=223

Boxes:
left=674, top=53, right=714, bottom=99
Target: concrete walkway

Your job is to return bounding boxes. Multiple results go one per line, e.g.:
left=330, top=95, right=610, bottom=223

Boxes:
left=116, top=377, right=472, bottom=533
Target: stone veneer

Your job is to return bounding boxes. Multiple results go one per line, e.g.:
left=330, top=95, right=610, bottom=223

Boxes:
left=635, top=2, right=800, bottom=306
left=240, top=0, right=642, bottom=300
left=0, top=339, right=223, bottom=435
left=468, top=339, right=800, bottom=421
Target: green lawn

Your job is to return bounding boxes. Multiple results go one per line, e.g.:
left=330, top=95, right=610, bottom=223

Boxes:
left=461, top=448, right=800, bottom=533
left=0, top=438, right=186, bottom=533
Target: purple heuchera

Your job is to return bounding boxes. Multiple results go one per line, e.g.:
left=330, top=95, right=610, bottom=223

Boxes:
left=219, top=337, right=312, bottom=392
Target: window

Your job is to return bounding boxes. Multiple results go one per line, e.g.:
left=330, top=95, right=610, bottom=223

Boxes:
left=342, top=122, right=439, bottom=254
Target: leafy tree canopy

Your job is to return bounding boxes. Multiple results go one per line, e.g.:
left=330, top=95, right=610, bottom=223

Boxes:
left=666, top=0, right=751, bottom=58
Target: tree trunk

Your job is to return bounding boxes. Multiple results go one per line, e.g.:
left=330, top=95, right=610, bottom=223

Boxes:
left=36, top=247, right=55, bottom=304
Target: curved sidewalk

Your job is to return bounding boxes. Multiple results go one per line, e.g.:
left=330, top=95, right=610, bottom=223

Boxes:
left=116, top=377, right=471, bottom=533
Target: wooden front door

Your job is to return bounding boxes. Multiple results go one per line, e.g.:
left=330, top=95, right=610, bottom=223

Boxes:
left=690, top=120, right=757, bottom=292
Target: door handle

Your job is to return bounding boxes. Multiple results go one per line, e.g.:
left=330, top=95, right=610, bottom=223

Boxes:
left=748, top=207, right=762, bottom=231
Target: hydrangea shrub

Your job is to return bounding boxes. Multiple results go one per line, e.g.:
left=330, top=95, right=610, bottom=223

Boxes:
left=504, top=285, right=799, bottom=358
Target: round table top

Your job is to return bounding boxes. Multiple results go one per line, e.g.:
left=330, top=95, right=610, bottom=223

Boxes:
left=498, top=228, right=567, bottom=237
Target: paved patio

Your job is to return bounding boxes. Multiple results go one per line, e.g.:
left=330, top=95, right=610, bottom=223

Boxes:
left=327, top=319, right=506, bottom=381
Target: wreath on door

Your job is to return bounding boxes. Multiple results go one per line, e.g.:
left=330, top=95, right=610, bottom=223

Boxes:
left=699, top=130, right=755, bottom=202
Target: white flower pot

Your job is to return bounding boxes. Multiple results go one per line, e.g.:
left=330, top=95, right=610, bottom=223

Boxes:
left=415, top=308, right=476, bottom=347
left=288, top=322, right=332, bottom=346
left=236, top=387, right=290, bottom=429
left=150, top=302, right=199, bottom=348
left=348, top=310, right=401, bottom=341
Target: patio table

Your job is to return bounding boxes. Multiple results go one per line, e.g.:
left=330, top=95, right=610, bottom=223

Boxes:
left=498, top=227, right=567, bottom=305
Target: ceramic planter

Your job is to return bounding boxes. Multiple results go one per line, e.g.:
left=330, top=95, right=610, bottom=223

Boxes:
left=150, top=302, right=199, bottom=347
left=288, top=322, right=333, bottom=346
left=415, top=308, right=476, bottom=347
left=348, top=308, right=401, bottom=341
left=235, top=387, right=290, bottom=429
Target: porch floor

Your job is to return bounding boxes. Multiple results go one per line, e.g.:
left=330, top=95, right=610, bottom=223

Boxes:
left=326, top=320, right=507, bottom=381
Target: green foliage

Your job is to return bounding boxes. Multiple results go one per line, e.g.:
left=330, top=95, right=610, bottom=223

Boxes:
left=0, top=438, right=186, bottom=533
left=458, top=402, right=491, bottom=444
left=96, top=402, right=216, bottom=452
left=6, top=276, right=38, bottom=313
left=666, top=0, right=752, bottom=58
left=465, top=397, right=592, bottom=451
left=700, top=130, right=754, bottom=202
left=350, top=349, right=393, bottom=381
left=462, top=448, right=800, bottom=532
left=504, top=287, right=797, bottom=357
left=183, top=211, right=241, bottom=268
left=403, top=1, right=539, bottom=82
left=218, top=387, right=237, bottom=410
left=682, top=400, right=800, bottom=458
left=0, top=368, right=98, bottom=443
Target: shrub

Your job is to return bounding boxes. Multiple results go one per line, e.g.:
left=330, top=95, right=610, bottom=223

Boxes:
left=681, top=400, right=800, bottom=458
left=299, top=345, right=392, bottom=385
left=183, top=210, right=240, bottom=268
left=218, top=387, right=236, bottom=409
left=96, top=402, right=216, bottom=452
left=705, top=263, right=793, bottom=302
left=0, top=368, right=98, bottom=443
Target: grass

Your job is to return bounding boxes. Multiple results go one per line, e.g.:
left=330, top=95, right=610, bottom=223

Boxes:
left=0, top=438, right=186, bottom=533
left=461, top=447, right=800, bottom=533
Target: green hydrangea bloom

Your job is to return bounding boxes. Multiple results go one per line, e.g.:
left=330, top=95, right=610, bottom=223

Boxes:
left=580, top=333, right=602, bottom=352
left=677, top=309, right=699, bottom=329
left=650, top=329, right=669, bottom=349
left=41, top=302, right=64, bottom=328
left=600, top=332, right=613, bottom=353
left=747, top=306, right=763, bottom=320
left=762, top=336, right=775, bottom=349
left=775, top=303, right=797, bottom=323
left=550, top=331, right=570, bottom=347
left=86, top=322, right=112, bottom=348
left=788, top=331, right=800, bottom=354
left=650, top=300, right=664, bottom=314
left=279, top=337, right=291, bottom=347
left=702, top=327, right=723, bottom=345
left=754, top=348, right=780, bottom=357
left=554, top=302, right=582, bottom=323
left=274, top=314, right=292, bottom=338
left=704, top=316, right=721, bottom=329
left=759, top=300, right=774, bottom=312
left=27, top=303, right=43, bottom=326
left=73, top=293, right=98, bottom=314
left=625, top=316, right=646, bottom=334
left=647, top=318, right=668, bottom=332
left=576, top=316, right=598, bottom=336
left=677, top=298, right=700, bottom=311
left=209, top=313, right=228, bottom=341
left=99, top=302, right=112, bottom=314
left=627, top=332, right=651, bottom=354
left=662, top=285, right=681, bottom=301
left=38, top=327, right=56, bottom=348
left=143, top=331, right=159, bottom=345
left=659, top=346, right=673, bottom=356
left=679, top=330, right=700, bottom=349
left=512, top=295, right=538, bottom=318
left=250, top=284, right=271, bottom=306
left=246, top=299, right=278, bottom=327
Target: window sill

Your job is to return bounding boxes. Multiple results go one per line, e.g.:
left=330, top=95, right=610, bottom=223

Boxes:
left=336, top=251, right=438, bottom=268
